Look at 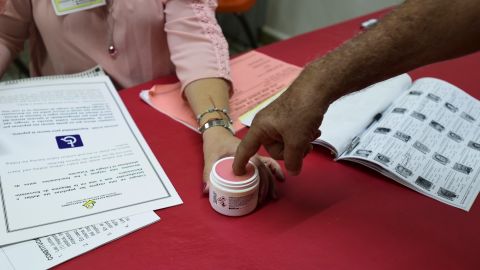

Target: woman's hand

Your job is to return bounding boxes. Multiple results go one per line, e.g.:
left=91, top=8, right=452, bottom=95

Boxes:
left=202, top=126, right=285, bottom=205
left=182, top=78, right=283, bottom=204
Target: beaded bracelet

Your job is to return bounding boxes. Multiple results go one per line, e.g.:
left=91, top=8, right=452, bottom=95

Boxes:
left=196, top=107, right=233, bottom=125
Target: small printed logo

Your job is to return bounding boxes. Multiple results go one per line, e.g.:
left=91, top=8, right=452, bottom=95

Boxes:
left=56, top=135, right=84, bottom=149
left=82, top=199, right=96, bottom=209
left=217, top=196, right=227, bottom=207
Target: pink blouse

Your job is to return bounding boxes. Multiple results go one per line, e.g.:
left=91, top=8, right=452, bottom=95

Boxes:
left=0, top=0, right=231, bottom=89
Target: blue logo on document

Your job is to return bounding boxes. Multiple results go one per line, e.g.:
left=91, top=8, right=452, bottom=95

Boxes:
left=56, top=135, right=84, bottom=149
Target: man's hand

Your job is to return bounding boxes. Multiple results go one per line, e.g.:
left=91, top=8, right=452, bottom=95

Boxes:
left=202, top=127, right=284, bottom=205
left=233, top=70, right=329, bottom=176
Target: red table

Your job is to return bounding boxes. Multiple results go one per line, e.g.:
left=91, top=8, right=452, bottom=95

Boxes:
left=58, top=9, right=480, bottom=270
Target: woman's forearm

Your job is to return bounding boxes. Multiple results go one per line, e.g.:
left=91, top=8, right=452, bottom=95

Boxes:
left=184, top=78, right=232, bottom=138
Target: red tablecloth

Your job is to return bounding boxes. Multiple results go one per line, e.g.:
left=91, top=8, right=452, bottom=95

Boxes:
left=57, top=9, right=480, bottom=270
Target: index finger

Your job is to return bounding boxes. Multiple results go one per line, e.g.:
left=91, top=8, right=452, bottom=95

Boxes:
left=233, top=129, right=262, bottom=175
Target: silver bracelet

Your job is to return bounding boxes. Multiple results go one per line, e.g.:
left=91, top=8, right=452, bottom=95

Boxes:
left=198, top=118, right=234, bottom=135
left=196, top=107, right=233, bottom=125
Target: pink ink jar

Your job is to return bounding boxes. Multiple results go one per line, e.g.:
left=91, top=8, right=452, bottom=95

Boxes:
left=209, top=157, right=259, bottom=216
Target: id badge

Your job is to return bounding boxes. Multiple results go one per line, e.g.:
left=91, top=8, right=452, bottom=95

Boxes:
left=51, top=0, right=107, bottom=16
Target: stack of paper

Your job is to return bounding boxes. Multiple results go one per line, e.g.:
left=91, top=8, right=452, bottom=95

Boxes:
left=0, top=68, right=182, bottom=269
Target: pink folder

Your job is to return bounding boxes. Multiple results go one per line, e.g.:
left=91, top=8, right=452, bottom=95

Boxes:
left=140, top=51, right=301, bottom=133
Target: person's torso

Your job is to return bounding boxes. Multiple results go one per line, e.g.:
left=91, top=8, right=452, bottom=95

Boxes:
left=30, top=0, right=174, bottom=88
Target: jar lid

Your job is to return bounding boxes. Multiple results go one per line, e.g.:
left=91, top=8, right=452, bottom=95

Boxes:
left=213, top=157, right=257, bottom=185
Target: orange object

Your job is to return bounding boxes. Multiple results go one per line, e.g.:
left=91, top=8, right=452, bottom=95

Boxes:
left=216, top=0, right=256, bottom=13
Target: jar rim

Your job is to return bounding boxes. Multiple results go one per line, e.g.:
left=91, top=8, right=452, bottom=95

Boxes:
left=211, top=157, right=258, bottom=188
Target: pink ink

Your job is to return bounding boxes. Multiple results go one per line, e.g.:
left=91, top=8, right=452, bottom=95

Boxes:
left=215, top=157, right=255, bottom=182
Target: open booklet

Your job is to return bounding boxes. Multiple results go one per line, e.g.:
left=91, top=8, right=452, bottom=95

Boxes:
left=0, top=67, right=182, bottom=245
left=240, top=74, right=480, bottom=211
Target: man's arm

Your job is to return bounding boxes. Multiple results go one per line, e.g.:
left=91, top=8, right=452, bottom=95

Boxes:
left=233, top=0, right=480, bottom=175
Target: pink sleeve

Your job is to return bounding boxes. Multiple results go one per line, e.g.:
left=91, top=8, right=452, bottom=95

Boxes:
left=164, top=0, right=231, bottom=91
left=0, top=0, right=32, bottom=61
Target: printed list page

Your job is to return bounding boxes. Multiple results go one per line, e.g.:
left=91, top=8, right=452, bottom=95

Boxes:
left=341, top=78, right=480, bottom=210
left=1, top=212, right=159, bottom=270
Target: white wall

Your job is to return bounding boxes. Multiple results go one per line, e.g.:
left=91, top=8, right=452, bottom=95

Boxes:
left=264, top=0, right=403, bottom=40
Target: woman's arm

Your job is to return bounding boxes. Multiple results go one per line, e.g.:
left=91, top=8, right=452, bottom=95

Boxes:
left=184, top=78, right=232, bottom=185
left=164, top=0, right=283, bottom=202
left=185, top=78, right=284, bottom=203
left=164, top=0, right=231, bottom=91
left=0, top=0, right=33, bottom=77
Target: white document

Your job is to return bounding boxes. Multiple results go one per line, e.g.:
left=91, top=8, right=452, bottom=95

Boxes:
left=0, top=250, right=13, bottom=270
left=1, top=212, right=159, bottom=270
left=0, top=71, right=182, bottom=245
left=341, top=78, right=480, bottom=210
left=239, top=74, right=412, bottom=156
